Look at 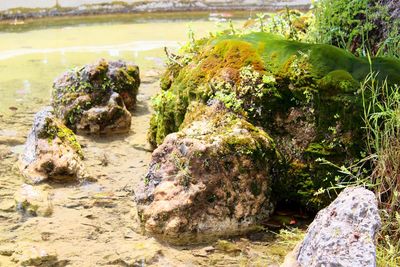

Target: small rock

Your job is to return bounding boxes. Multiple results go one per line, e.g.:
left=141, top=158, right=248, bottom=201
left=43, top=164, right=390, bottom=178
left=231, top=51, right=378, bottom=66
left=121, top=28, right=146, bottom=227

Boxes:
left=0, top=136, right=26, bottom=146
left=14, top=184, right=53, bottom=217
left=214, top=240, right=242, bottom=255
left=11, top=245, right=59, bottom=267
left=103, top=241, right=162, bottom=266
left=0, top=199, right=15, bottom=212
left=52, top=59, right=140, bottom=135
left=0, top=244, right=16, bottom=256
left=296, top=187, right=381, bottom=267
left=19, top=107, right=90, bottom=184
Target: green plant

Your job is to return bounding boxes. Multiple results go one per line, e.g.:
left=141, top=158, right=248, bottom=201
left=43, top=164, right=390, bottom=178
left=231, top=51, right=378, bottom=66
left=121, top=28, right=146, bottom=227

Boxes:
left=321, top=72, right=400, bottom=265
left=313, top=0, right=400, bottom=58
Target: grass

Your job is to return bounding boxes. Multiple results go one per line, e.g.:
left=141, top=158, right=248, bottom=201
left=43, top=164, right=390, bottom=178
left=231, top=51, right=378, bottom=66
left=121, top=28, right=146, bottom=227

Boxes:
left=360, top=73, right=400, bottom=266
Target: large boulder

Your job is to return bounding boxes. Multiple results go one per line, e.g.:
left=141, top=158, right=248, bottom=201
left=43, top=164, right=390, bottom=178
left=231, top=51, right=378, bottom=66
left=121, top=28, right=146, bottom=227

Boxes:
left=136, top=101, right=280, bottom=244
left=52, top=59, right=140, bottom=135
left=19, top=107, right=88, bottom=184
left=148, top=32, right=400, bottom=210
left=296, top=187, right=381, bottom=267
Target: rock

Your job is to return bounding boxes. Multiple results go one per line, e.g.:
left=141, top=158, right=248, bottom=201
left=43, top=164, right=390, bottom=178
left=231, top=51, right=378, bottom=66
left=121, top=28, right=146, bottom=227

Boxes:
left=136, top=102, right=279, bottom=244
left=0, top=199, right=15, bottom=212
left=281, top=244, right=301, bottom=267
left=0, top=244, right=15, bottom=256
left=0, top=136, right=25, bottom=146
left=19, top=107, right=89, bottom=184
left=148, top=31, right=400, bottom=210
left=11, top=244, right=61, bottom=267
left=14, top=184, right=53, bottom=217
left=76, top=92, right=132, bottom=135
left=296, top=187, right=381, bottom=267
left=52, top=59, right=140, bottom=135
left=103, top=240, right=162, bottom=266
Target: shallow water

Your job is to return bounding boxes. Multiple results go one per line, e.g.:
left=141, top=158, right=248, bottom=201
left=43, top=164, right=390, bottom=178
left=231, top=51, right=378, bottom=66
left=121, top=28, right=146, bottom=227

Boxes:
left=0, top=13, right=244, bottom=115
left=0, top=12, right=299, bottom=266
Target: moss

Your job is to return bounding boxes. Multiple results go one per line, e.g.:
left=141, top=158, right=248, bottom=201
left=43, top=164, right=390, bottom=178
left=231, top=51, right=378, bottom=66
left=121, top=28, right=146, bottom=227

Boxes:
left=150, top=32, right=400, bottom=211
left=318, top=70, right=359, bottom=94
left=52, top=59, right=140, bottom=128
left=150, top=32, right=400, bottom=147
left=41, top=117, right=84, bottom=159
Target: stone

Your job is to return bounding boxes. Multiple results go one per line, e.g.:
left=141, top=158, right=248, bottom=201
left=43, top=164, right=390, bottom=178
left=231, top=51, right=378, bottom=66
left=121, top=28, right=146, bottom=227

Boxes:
left=19, top=107, right=89, bottom=184
left=11, top=244, right=61, bottom=267
left=0, top=199, right=15, bottom=212
left=14, top=184, right=53, bottom=217
left=52, top=59, right=140, bottom=135
left=136, top=101, right=279, bottom=244
left=148, top=31, right=400, bottom=210
left=296, top=187, right=381, bottom=267
left=103, top=240, right=162, bottom=266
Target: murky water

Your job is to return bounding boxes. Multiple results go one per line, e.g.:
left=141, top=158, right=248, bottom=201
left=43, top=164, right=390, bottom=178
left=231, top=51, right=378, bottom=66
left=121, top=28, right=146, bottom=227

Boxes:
left=0, top=13, right=248, bottom=115
left=0, top=12, right=299, bottom=266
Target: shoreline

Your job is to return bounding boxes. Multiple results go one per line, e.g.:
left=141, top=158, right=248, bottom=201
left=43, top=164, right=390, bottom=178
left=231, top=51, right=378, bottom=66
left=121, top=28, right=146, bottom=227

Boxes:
left=0, top=1, right=311, bottom=21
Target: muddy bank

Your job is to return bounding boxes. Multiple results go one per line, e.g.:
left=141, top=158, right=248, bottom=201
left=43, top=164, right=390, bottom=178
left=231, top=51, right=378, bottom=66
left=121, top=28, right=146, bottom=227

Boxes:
left=0, top=0, right=311, bottom=21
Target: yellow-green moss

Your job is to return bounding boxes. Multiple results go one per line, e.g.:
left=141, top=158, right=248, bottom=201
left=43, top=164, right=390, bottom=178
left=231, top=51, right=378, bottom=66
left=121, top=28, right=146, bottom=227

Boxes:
left=41, top=118, right=84, bottom=159
left=149, top=31, right=400, bottom=211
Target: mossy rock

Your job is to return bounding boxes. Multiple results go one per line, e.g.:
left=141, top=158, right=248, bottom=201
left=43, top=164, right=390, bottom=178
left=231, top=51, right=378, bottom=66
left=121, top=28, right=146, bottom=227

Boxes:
left=137, top=101, right=280, bottom=244
left=19, top=107, right=89, bottom=184
left=149, top=32, right=400, bottom=211
left=52, top=59, right=139, bottom=134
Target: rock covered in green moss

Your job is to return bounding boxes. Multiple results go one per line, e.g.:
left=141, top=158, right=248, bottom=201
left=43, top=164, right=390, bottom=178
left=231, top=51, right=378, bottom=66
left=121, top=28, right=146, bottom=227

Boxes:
left=148, top=32, right=400, bottom=210
left=136, top=101, right=280, bottom=244
left=52, top=59, right=140, bottom=135
left=19, top=107, right=89, bottom=184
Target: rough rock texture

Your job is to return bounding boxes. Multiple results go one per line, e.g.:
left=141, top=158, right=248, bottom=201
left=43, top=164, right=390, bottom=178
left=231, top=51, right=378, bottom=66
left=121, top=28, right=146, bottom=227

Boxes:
left=19, top=107, right=88, bottom=184
left=136, top=101, right=280, bottom=244
left=148, top=32, right=400, bottom=210
left=296, top=187, right=381, bottom=267
left=52, top=59, right=140, bottom=135
left=11, top=244, right=62, bottom=267
left=14, top=184, right=53, bottom=217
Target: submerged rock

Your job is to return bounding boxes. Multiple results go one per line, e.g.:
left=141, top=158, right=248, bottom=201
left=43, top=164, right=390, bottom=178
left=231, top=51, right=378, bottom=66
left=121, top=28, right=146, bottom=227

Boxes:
left=148, top=32, right=400, bottom=210
left=52, top=59, right=140, bottom=135
left=296, top=187, right=380, bottom=267
left=14, top=184, right=53, bottom=217
left=19, top=107, right=88, bottom=184
left=136, top=102, right=280, bottom=244
left=11, top=244, right=61, bottom=267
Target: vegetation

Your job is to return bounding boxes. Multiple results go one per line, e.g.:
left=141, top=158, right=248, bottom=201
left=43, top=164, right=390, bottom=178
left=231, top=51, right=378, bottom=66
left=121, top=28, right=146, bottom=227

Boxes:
left=313, top=0, right=400, bottom=58
left=148, top=1, right=400, bottom=264
left=150, top=29, right=400, bottom=212
left=310, top=1, right=400, bottom=264
left=360, top=74, right=400, bottom=265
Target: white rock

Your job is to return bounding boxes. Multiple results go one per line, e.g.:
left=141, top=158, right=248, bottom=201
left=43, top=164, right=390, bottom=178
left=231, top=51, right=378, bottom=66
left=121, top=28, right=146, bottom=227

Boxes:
left=296, top=187, right=381, bottom=267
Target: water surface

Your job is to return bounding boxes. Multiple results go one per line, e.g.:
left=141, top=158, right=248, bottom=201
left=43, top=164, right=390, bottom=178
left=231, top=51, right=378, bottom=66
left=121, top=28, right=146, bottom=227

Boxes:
left=0, top=13, right=248, bottom=115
